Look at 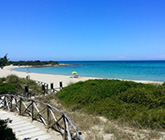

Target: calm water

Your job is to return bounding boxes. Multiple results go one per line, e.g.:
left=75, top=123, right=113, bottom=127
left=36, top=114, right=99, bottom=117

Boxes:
left=14, top=61, right=165, bottom=82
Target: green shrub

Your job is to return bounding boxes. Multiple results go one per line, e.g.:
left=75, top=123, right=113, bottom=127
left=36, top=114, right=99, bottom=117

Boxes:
left=0, top=82, right=17, bottom=95
left=56, top=79, right=165, bottom=129
left=162, top=82, right=165, bottom=86
left=0, top=75, right=41, bottom=96
left=0, top=119, right=16, bottom=140
left=134, top=109, right=165, bottom=128
left=0, top=77, right=6, bottom=82
left=5, top=75, right=20, bottom=84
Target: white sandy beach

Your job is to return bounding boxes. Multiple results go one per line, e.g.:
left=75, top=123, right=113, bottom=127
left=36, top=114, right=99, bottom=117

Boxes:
left=0, top=65, right=163, bottom=88
left=0, top=65, right=98, bottom=88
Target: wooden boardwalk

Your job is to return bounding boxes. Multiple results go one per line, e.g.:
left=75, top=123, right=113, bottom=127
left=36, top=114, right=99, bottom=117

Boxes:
left=0, top=94, right=82, bottom=140
left=0, top=110, right=62, bottom=140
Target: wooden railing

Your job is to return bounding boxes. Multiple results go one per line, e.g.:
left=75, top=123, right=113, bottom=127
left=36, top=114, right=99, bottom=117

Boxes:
left=0, top=94, right=82, bottom=140
left=36, top=81, right=63, bottom=93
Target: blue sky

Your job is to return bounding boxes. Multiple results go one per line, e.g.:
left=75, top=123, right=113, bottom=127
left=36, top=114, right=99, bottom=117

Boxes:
left=0, top=0, right=165, bottom=61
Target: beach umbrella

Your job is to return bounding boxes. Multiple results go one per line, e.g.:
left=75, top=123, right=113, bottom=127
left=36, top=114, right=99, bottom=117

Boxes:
left=72, top=71, right=77, bottom=75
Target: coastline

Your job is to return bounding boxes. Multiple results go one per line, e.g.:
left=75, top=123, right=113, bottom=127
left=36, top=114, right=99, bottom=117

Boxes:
left=0, top=65, right=163, bottom=87
left=0, top=65, right=97, bottom=88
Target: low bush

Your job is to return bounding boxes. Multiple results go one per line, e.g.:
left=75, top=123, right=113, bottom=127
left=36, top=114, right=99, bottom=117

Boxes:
left=0, top=75, right=41, bottom=96
left=0, top=119, right=16, bottom=140
left=0, top=82, right=17, bottom=95
left=56, top=79, right=165, bottom=129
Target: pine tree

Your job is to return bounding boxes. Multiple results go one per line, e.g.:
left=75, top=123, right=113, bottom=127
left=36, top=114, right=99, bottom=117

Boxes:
left=0, top=54, right=8, bottom=69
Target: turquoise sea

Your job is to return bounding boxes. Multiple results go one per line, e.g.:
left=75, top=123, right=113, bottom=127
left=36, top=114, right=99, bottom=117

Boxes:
left=14, top=61, right=165, bottom=82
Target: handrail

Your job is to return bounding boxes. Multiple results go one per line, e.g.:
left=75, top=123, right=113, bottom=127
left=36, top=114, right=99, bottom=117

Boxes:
left=36, top=80, right=62, bottom=93
left=0, top=94, right=82, bottom=140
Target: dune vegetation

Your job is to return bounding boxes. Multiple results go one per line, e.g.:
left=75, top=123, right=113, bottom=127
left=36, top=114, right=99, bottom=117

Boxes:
left=1, top=75, right=165, bottom=139
left=56, top=79, right=165, bottom=129
left=0, top=75, right=41, bottom=96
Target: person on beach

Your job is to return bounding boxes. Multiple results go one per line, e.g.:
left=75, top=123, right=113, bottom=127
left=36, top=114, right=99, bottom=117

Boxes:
left=26, top=68, right=30, bottom=79
left=72, top=71, right=78, bottom=78
left=74, top=74, right=78, bottom=78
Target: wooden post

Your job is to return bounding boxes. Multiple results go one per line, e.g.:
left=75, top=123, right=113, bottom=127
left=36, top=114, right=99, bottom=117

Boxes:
left=31, top=100, right=34, bottom=121
left=42, top=84, right=46, bottom=94
left=47, top=105, right=50, bottom=128
left=10, top=96, right=13, bottom=111
left=19, top=98, right=22, bottom=115
left=25, top=86, right=29, bottom=92
left=59, top=81, right=63, bottom=89
left=3, top=96, right=6, bottom=109
left=42, top=84, right=45, bottom=90
left=63, top=115, right=67, bottom=140
left=50, top=83, right=54, bottom=89
left=24, top=86, right=29, bottom=97
left=46, top=84, right=48, bottom=90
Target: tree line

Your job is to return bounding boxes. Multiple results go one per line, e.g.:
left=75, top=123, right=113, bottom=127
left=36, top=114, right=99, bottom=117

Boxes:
left=0, top=54, right=58, bottom=69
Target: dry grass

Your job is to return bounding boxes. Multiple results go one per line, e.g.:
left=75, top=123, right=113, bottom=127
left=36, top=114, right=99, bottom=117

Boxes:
left=67, top=112, right=101, bottom=131
left=35, top=93, right=165, bottom=140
